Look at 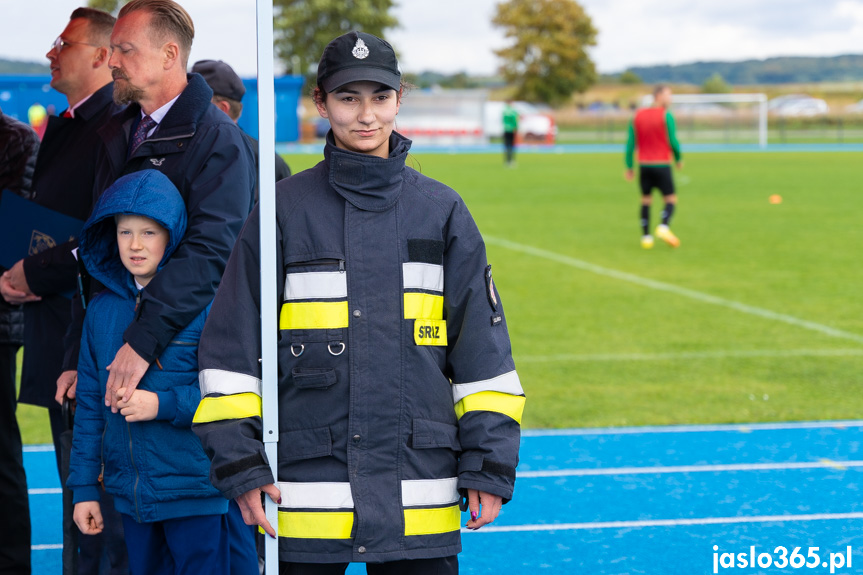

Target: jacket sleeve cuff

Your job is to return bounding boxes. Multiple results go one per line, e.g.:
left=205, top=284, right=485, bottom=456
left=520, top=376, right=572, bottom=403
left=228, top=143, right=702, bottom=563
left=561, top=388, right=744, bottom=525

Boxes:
left=221, top=469, right=276, bottom=501
left=155, top=390, right=177, bottom=422
left=22, top=243, right=78, bottom=296
left=457, top=452, right=515, bottom=502
left=71, top=485, right=101, bottom=504
left=123, top=323, right=161, bottom=364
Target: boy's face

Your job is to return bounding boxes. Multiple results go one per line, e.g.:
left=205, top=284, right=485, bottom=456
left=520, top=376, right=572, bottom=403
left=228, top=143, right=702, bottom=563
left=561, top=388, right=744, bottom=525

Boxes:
left=116, top=214, right=169, bottom=287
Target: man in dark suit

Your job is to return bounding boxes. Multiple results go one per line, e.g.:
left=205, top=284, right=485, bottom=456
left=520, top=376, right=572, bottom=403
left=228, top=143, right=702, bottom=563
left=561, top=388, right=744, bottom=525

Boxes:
left=0, top=104, right=39, bottom=575
left=0, top=8, right=128, bottom=575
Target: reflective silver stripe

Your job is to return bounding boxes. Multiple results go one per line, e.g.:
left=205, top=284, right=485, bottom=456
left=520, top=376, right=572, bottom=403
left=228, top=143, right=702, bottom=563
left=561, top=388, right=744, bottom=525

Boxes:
left=403, top=263, right=444, bottom=293
left=199, top=369, right=262, bottom=397
left=401, top=478, right=459, bottom=507
left=452, top=370, right=523, bottom=404
left=284, top=272, right=348, bottom=301
left=275, top=482, right=354, bottom=509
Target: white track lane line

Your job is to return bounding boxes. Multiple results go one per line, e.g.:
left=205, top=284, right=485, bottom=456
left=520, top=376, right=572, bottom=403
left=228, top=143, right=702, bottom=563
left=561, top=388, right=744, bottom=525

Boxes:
left=519, top=348, right=863, bottom=363
left=28, top=488, right=62, bottom=495
left=518, top=459, right=863, bottom=478
left=485, top=235, right=863, bottom=345
left=463, top=512, right=863, bottom=534
left=523, top=420, right=863, bottom=437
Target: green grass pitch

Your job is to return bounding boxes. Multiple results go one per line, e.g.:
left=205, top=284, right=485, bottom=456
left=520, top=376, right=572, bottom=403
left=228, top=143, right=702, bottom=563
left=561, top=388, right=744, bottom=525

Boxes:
left=16, top=150, right=863, bottom=443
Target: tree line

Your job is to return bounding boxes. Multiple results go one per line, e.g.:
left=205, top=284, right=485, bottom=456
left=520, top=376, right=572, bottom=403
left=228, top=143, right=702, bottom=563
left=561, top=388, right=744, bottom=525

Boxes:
left=615, top=55, right=863, bottom=86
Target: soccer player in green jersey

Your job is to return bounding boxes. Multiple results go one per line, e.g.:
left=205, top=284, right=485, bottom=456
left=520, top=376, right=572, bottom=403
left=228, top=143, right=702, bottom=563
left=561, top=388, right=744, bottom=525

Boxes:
left=502, top=100, right=519, bottom=167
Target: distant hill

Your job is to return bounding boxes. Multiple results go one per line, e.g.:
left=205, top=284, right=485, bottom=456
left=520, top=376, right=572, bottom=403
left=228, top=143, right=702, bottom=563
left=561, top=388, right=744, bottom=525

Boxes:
left=0, top=58, right=49, bottom=75
left=614, top=54, right=863, bottom=85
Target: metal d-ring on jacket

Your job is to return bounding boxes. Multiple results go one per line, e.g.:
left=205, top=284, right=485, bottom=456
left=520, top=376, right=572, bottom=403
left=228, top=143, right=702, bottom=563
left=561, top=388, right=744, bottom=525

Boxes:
left=193, top=131, right=525, bottom=564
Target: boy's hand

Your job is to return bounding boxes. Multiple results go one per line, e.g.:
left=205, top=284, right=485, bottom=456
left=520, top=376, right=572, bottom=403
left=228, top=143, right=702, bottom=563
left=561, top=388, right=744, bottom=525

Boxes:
left=56, top=370, right=78, bottom=405
left=73, top=501, right=103, bottom=535
left=465, top=489, right=503, bottom=530
left=236, top=484, right=282, bottom=538
left=106, top=343, right=149, bottom=412
left=624, top=168, right=634, bottom=181
left=116, top=388, right=158, bottom=422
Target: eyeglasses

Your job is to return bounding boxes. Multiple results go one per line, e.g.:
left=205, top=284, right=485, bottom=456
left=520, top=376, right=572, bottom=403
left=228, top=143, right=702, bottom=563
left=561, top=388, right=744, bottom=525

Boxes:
left=50, top=37, right=99, bottom=53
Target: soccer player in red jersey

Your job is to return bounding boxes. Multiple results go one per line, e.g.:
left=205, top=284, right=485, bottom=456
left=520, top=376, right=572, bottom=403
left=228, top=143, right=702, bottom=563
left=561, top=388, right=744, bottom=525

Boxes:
left=625, top=85, right=683, bottom=248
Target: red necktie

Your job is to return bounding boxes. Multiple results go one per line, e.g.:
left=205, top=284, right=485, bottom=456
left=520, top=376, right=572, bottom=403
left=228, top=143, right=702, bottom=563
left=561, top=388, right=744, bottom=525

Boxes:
left=62, top=110, right=73, bottom=118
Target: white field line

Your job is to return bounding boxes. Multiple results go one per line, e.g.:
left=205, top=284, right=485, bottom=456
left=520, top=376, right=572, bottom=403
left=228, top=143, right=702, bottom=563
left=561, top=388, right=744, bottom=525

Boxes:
left=28, top=488, right=62, bottom=495
left=518, top=459, right=863, bottom=478
left=519, top=348, right=863, bottom=363
left=463, top=512, right=863, bottom=534
left=484, top=235, right=863, bottom=345
left=23, top=445, right=56, bottom=452
left=523, top=420, right=863, bottom=437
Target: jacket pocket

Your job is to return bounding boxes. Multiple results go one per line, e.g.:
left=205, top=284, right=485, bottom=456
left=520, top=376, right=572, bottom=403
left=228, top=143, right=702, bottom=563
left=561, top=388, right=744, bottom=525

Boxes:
left=154, top=339, right=199, bottom=373
left=280, top=426, right=333, bottom=462
left=291, top=367, right=337, bottom=390
left=412, top=418, right=461, bottom=451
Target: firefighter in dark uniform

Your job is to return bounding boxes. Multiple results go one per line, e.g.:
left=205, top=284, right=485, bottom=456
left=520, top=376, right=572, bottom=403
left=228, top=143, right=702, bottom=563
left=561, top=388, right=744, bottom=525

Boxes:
left=193, top=31, right=525, bottom=575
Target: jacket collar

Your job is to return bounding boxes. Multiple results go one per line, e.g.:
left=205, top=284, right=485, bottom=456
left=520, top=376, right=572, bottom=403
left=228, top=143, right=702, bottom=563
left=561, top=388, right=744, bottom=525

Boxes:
left=111, top=72, right=214, bottom=142
left=324, top=130, right=411, bottom=212
left=73, top=82, right=117, bottom=122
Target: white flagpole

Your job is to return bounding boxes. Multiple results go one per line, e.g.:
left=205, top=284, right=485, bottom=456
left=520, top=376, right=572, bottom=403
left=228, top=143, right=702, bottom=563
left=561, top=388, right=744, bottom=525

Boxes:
left=255, top=0, right=279, bottom=571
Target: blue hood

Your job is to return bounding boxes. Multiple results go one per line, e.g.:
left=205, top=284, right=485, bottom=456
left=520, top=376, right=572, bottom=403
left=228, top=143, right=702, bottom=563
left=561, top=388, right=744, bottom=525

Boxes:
left=79, top=170, right=187, bottom=299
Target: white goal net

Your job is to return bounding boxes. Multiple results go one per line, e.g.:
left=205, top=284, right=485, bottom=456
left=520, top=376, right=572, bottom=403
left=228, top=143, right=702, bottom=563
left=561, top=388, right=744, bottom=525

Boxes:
left=666, top=93, right=768, bottom=148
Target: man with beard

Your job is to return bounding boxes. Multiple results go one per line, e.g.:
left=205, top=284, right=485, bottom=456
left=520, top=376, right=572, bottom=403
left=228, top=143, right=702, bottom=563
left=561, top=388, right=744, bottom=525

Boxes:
left=57, top=0, right=255, bottom=415
left=58, top=1, right=256, bottom=569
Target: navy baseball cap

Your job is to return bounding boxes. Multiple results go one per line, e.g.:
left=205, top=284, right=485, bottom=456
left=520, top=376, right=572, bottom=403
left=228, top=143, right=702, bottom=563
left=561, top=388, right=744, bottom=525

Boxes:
left=317, top=31, right=401, bottom=93
left=192, top=59, right=246, bottom=101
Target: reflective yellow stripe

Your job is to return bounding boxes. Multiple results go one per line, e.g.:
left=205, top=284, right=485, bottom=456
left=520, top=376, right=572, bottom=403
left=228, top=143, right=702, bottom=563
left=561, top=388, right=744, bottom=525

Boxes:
left=403, top=293, right=443, bottom=320
left=279, top=301, right=349, bottom=330
left=193, top=393, right=262, bottom=423
left=277, top=510, right=353, bottom=539
left=454, top=391, right=525, bottom=424
left=404, top=505, right=461, bottom=536
left=413, top=319, right=447, bottom=346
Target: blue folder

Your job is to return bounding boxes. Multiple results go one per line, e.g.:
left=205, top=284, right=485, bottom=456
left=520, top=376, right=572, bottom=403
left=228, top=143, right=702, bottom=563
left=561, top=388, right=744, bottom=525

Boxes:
left=0, top=190, right=84, bottom=270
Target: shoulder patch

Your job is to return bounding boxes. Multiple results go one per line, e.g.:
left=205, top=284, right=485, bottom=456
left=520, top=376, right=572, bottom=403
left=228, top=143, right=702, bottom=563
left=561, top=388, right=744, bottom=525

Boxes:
left=485, top=264, right=498, bottom=311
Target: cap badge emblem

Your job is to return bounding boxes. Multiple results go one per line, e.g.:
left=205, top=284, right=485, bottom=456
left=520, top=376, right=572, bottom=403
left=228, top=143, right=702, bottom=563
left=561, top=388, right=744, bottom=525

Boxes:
left=352, top=38, right=369, bottom=59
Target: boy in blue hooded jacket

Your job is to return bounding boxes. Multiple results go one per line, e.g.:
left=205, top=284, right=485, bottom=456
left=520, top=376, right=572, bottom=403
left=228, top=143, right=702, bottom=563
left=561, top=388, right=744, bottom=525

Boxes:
left=66, top=170, right=255, bottom=574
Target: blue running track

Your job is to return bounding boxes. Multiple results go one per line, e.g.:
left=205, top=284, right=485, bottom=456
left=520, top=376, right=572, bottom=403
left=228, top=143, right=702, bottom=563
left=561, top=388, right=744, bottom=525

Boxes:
left=27, top=421, right=863, bottom=574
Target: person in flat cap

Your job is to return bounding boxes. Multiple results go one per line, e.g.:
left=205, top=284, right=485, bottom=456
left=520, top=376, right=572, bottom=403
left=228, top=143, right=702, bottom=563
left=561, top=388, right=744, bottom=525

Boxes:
left=194, top=31, right=523, bottom=574
left=192, top=59, right=291, bottom=195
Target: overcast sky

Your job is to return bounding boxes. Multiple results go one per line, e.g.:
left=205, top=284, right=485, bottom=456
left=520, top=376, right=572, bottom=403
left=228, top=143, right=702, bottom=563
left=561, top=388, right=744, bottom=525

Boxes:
left=2, top=0, right=863, bottom=76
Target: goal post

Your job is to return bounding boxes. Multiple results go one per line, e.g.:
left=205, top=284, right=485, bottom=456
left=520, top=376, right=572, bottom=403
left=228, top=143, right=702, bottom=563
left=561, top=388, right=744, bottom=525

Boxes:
left=671, top=93, right=768, bottom=148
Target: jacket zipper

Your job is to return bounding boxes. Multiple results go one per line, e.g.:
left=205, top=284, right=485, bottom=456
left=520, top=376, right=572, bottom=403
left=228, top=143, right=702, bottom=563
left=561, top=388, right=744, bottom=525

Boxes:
left=126, top=420, right=142, bottom=523
left=98, top=419, right=108, bottom=490
left=143, top=131, right=195, bottom=144
left=286, top=259, right=345, bottom=272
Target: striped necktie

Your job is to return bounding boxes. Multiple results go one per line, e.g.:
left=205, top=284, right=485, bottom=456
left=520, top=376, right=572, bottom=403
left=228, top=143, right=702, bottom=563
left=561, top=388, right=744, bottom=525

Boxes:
left=130, top=115, right=156, bottom=155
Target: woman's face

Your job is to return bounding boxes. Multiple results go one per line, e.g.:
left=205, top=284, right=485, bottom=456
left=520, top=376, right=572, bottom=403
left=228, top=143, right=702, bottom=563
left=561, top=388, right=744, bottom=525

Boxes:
left=316, top=80, right=401, bottom=159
